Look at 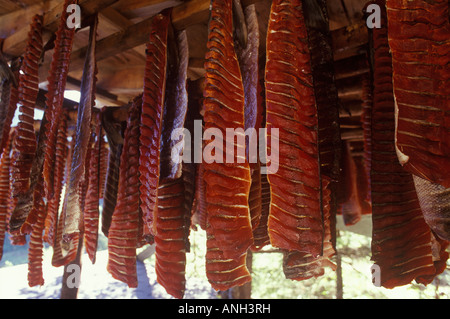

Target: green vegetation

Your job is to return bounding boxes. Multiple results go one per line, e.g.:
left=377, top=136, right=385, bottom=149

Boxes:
left=250, top=230, right=450, bottom=299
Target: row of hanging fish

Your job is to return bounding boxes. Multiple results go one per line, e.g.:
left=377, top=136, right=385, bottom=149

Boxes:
left=0, top=0, right=448, bottom=299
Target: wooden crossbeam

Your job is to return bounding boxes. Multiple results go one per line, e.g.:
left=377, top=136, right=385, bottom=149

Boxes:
left=37, top=0, right=213, bottom=82
left=35, top=0, right=367, bottom=81
left=0, top=0, right=59, bottom=39
left=2, top=0, right=119, bottom=58
left=3, top=0, right=369, bottom=106
left=334, top=54, right=369, bottom=80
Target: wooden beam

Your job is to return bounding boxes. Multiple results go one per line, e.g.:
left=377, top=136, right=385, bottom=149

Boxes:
left=99, top=7, right=146, bottom=59
left=111, top=0, right=177, bottom=13
left=339, top=101, right=363, bottom=118
left=100, top=6, right=134, bottom=30
left=336, top=75, right=364, bottom=101
left=2, top=0, right=119, bottom=58
left=38, top=15, right=152, bottom=82
left=327, top=0, right=349, bottom=31
left=0, top=0, right=59, bottom=38
left=338, top=87, right=362, bottom=101
left=0, top=0, right=22, bottom=15
left=341, top=129, right=364, bottom=141
left=331, top=23, right=368, bottom=61
left=38, top=0, right=215, bottom=82
left=171, top=0, right=210, bottom=30
left=334, top=54, right=369, bottom=80
left=65, top=76, right=126, bottom=106
left=341, top=0, right=367, bottom=26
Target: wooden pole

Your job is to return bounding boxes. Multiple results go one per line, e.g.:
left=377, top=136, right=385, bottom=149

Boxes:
left=60, top=234, right=84, bottom=299
left=336, top=232, right=343, bottom=299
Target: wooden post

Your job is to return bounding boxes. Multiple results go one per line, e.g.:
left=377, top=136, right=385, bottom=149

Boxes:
left=336, top=231, right=343, bottom=299
left=60, top=234, right=84, bottom=299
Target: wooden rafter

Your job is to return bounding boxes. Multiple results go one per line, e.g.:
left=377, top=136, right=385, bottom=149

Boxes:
left=0, top=0, right=370, bottom=118
left=2, top=0, right=120, bottom=58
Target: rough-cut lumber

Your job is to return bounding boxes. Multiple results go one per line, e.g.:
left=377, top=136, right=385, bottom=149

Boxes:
left=2, top=0, right=119, bottom=58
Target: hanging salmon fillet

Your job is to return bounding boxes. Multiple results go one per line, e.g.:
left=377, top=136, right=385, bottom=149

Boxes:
left=0, top=130, right=14, bottom=261
left=251, top=173, right=271, bottom=251
left=265, top=0, right=323, bottom=256
left=9, top=111, right=48, bottom=234
left=182, top=79, right=202, bottom=231
left=42, top=0, right=77, bottom=201
left=235, top=3, right=265, bottom=234
left=98, top=131, right=109, bottom=200
left=51, top=134, right=76, bottom=267
left=361, top=74, right=373, bottom=204
left=283, top=178, right=336, bottom=280
left=155, top=29, right=190, bottom=299
left=367, top=1, right=438, bottom=288
left=84, top=112, right=103, bottom=264
left=155, top=179, right=188, bottom=298
left=203, top=0, right=253, bottom=260
left=139, top=9, right=172, bottom=237
left=101, top=108, right=124, bottom=237
left=303, top=0, right=340, bottom=260
left=0, top=58, right=20, bottom=158
left=60, top=14, right=98, bottom=256
left=26, top=171, right=47, bottom=286
left=10, top=14, right=43, bottom=199
left=205, top=222, right=251, bottom=291
left=202, top=0, right=253, bottom=290
left=107, top=96, right=141, bottom=288
left=386, top=0, right=450, bottom=188
left=43, top=115, right=68, bottom=246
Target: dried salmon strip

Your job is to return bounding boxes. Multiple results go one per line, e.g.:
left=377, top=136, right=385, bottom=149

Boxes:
left=265, top=0, right=323, bottom=256
left=154, top=28, right=190, bottom=299
left=26, top=175, right=47, bottom=286
left=43, top=115, right=68, bottom=246
left=251, top=173, right=271, bottom=251
left=84, top=112, right=103, bottom=264
left=304, top=0, right=340, bottom=264
left=42, top=0, right=77, bottom=201
left=386, top=0, right=450, bottom=188
left=61, top=15, right=98, bottom=255
left=139, top=9, right=172, bottom=237
left=101, top=108, right=124, bottom=237
left=98, top=130, right=109, bottom=200
left=201, top=0, right=253, bottom=290
left=0, top=58, right=20, bottom=158
left=9, top=107, right=49, bottom=234
left=0, top=131, right=13, bottom=261
left=236, top=4, right=264, bottom=233
left=51, top=135, right=77, bottom=267
left=361, top=74, right=372, bottom=204
left=11, top=14, right=43, bottom=199
left=160, top=29, right=189, bottom=181
left=155, top=179, right=188, bottom=298
left=283, top=177, right=336, bottom=280
left=386, top=0, right=450, bottom=243
left=203, top=0, right=253, bottom=260
left=205, top=222, right=251, bottom=291
left=368, top=1, right=437, bottom=288
left=107, top=96, right=141, bottom=288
